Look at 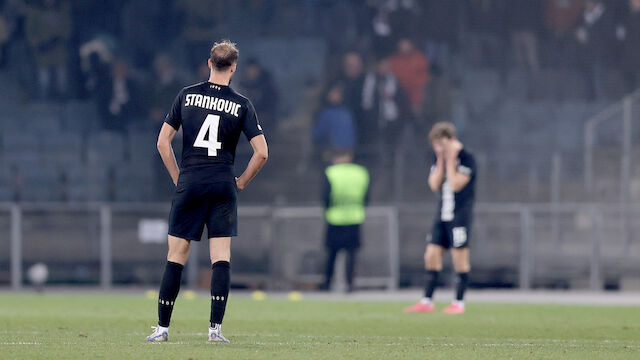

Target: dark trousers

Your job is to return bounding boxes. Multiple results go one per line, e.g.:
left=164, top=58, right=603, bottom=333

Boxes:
left=324, top=247, right=357, bottom=290
left=323, top=224, right=360, bottom=290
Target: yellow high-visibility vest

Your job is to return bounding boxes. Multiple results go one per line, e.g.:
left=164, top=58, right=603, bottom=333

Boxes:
left=325, top=163, right=370, bottom=226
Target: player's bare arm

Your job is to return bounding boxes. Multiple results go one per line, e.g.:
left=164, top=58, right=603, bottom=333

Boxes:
left=236, top=134, right=268, bottom=190
left=443, top=139, right=470, bottom=193
left=157, top=122, right=180, bottom=185
left=428, top=144, right=445, bottom=192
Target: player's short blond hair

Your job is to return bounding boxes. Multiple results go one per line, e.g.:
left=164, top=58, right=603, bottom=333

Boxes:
left=210, top=40, right=239, bottom=70
left=428, top=122, right=457, bottom=143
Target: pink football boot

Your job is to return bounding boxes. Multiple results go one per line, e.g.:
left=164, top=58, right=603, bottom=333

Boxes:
left=442, top=303, right=465, bottom=314
left=404, top=302, right=435, bottom=313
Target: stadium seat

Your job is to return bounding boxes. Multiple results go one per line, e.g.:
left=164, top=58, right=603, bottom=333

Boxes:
left=111, top=162, right=155, bottom=201
left=2, top=131, right=40, bottom=155
left=64, top=165, right=90, bottom=202
left=86, top=131, right=126, bottom=166
left=41, top=132, right=83, bottom=166
left=15, top=163, right=61, bottom=201
left=61, top=100, right=101, bottom=133
left=127, top=130, right=157, bottom=165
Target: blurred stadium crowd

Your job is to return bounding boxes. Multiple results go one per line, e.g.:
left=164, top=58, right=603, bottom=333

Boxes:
left=0, top=0, right=639, bottom=203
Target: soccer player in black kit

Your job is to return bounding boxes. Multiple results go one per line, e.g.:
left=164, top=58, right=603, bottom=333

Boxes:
left=405, top=122, right=475, bottom=315
left=147, top=40, right=268, bottom=343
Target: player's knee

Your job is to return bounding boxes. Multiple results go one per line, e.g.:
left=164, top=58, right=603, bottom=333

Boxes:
left=167, top=244, right=190, bottom=263
left=424, top=251, right=435, bottom=267
left=426, top=259, right=441, bottom=270
left=211, top=251, right=230, bottom=264
left=454, top=263, right=470, bottom=273
left=209, top=237, right=231, bottom=263
left=425, top=250, right=442, bottom=270
left=167, top=246, right=189, bottom=257
left=452, top=252, right=470, bottom=272
left=167, top=252, right=189, bottom=264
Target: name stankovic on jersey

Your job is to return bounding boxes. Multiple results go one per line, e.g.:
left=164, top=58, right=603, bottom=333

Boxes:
left=184, top=93, right=241, bottom=117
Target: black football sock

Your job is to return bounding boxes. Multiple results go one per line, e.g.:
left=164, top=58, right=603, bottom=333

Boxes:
left=455, top=272, right=470, bottom=301
left=158, top=261, right=184, bottom=327
left=210, top=261, right=230, bottom=327
left=424, top=270, right=440, bottom=299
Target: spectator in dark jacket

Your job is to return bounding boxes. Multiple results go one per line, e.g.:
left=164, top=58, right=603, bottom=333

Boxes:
left=0, top=14, right=8, bottom=67
left=79, top=34, right=117, bottom=99
left=312, top=85, right=357, bottom=157
left=178, top=0, right=228, bottom=68
left=574, top=0, right=616, bottom=99
left=239, top=58, right=279, bottom=134
left=422, top=0, right=462, bottom=75
left=464, top=0, right=508, bottom=70
left=148, top=53, right=182, bottom=125
left=617, top=0, right=640, bottom=93
left=508, top=0, right=541, bottom=74
left=96, top=60, right=141, bottom=132
left=544, top=0, right=584, bottom=68
left=25, top=0, right=71, bottom=99
left=362, top=59, right=409, bottom=150
left=341, top=52, right=369, bottom=145
left=120, top=0, right=164, bottom=68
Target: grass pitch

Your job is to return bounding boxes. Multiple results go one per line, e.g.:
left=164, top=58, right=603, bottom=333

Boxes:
left=0, top=292, right=638, bottom=359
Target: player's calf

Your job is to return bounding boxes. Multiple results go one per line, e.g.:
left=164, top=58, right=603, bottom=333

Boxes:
left=209, top=259, right=230, bottom=340
left=451, top=248, right=470, bottom=311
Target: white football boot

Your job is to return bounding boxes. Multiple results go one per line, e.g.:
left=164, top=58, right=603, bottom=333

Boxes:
left=208, top=325, right=230, bottom=343
left=146, top=326, right=169, bottom=342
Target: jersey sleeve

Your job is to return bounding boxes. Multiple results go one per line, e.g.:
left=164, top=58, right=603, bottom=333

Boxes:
left=457, top=153, right=476, bottom=177
left=242, top=101, right=264, bottom=141
left=164, top=90, right=183, bottom=130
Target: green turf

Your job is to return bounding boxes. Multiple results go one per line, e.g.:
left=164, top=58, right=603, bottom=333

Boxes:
left=0, top=293, right=638, bottom=359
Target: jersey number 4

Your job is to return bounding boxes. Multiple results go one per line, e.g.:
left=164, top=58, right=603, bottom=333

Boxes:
left=194, top=114, right=222, bottom=156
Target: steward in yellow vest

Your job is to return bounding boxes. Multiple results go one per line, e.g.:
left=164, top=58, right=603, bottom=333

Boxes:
left=321, top=149, right=370, bottom=293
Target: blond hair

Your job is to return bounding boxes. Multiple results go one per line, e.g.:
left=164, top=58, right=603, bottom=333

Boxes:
left=210, top=40, right=239, bottom=70
left=428, top=122, right=457, bottom=143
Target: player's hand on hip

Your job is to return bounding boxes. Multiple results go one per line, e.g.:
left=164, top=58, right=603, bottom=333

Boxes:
left=235, top=177, right=246, bottom=191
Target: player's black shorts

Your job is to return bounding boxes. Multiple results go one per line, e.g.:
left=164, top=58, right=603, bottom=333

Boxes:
left=429, top=219, right=471, bottom=249
left=168, top=176, right=238, bottom=241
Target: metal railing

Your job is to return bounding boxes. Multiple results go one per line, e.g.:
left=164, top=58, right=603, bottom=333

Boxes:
left=0, top=203, right=399, bottom=291
left=2, top=202, right=639, bottom=291
left=582, top=89, right=640, bottom=256
left=584, top=89, right=640, bottom=197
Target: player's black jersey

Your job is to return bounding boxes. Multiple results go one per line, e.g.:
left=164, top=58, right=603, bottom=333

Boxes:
left=165, top=81, right=263, bottom=177
left=431, top=148, right=476, bottom=223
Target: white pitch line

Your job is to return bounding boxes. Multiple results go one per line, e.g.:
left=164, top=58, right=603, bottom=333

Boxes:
left=120, top=333, right=640, bottom=347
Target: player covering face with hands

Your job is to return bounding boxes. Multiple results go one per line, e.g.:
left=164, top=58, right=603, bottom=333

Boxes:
left=405, top=122, right=476, bottom=315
